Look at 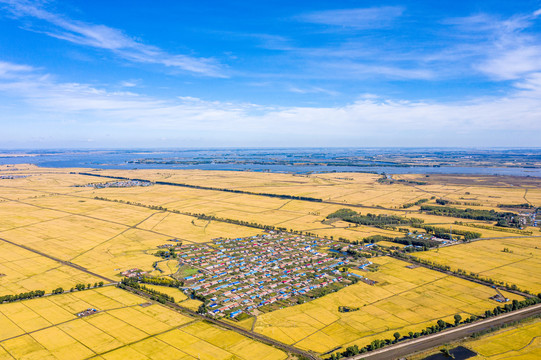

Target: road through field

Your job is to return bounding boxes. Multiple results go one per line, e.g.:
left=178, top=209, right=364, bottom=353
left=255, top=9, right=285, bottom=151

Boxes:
left=0, top=236, right=115, bottom=283
left=122, top=285, right=319, bottom=360
left=351, top=303, right=541, bottom=360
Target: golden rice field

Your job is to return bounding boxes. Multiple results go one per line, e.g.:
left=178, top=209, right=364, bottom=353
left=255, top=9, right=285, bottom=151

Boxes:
left=94, top=169, right=541, bottom=209
left=415, top=237, right=541, bottom=293
left=248, top=257, right=523, bottom=354
left=410, top=317, right=541, bottom=360
left=0, top=172, right=265, bottom=293
left=70, top=181, right=403, bottom=242
left=0, top=287, right=287, bottom=360
left=0, top=166, right=540, bottom=358
left=466, top=318, right=541, bottom=359
left=142, top=284, right=187, bottom=303
left=0, top=239, right=102, bottom=294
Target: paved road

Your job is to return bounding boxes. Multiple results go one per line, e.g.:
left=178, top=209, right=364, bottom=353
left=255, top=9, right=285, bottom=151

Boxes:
left=350, top=303, right=541, bottom=360
left=122, top=285, right=319, bottom=360
left=0, top=237, right=115, bottom=283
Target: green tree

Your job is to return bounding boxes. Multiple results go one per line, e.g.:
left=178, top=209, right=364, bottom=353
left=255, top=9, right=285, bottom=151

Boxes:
left=437, top=319, right=446, bottom=329
left=440, top=348, right=454, bottom=358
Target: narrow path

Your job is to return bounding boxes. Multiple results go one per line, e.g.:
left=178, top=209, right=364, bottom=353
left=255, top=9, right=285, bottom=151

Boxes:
left=0, top=237, right=114, bottom=283
left=292, top=274, right=449, bottom=346
left=121, top=285, right=319, bottom=360
left=523, top=189, right=532, bottom=206
left=389, top=254, right=531, bottom=299
left=0, top=301, right=142, bottom=343
left=81, top=318, right=199, bottom=360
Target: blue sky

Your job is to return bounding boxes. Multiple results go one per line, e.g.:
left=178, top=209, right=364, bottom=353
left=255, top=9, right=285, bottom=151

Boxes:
left=1, top=0, right=541, bottom=148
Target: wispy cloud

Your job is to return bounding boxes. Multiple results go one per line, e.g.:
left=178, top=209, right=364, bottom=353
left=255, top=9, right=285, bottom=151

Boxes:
left=1, top=59, right=541, bottom=147
left=0, top=61, right=36, bottom=78
left=297, top=6, right=404, bottom=29
left=445, top=11, right=541, bottom=80
left=0, top=0, right=225, bottom=77
left=287, top=86, right=339, bottom=96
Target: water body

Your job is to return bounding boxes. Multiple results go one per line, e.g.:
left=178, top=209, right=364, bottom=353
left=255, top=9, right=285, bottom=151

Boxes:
left=1, top=149, right=540, bottom=177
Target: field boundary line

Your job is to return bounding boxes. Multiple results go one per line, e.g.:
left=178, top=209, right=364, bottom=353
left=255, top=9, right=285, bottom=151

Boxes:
left=0, top=237, right=115, bottom=283
left=120, top=285, right=320, bottom=360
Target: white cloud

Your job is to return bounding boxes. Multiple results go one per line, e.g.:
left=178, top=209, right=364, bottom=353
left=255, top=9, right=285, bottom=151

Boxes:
left=479, top=45, right=541, bottom=80
left=119, top=80, right=138, bottom=88
left=288, top=86, right=339, bottom=96
left=0, top=61, right=35, bottom=78
left=1, top=60, right=540, bottom=147
left=446, top=11, right=541, bottom=80
left=297, top=6, right=404, bottom=29
left=0, top=0, right=225, bottom=77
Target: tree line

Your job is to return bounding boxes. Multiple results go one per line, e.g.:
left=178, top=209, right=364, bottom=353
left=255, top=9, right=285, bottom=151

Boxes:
left=420, top=205, right=521, bottom=228
left=0, top=290, right=45, bottom=303
left=327, top=208, right=424, bottom=227
left=416, top=224, right=481, bottom=240
left=0, top=281, right=105, bottom=304
left=119, top=277, right=175, bottom=304
left=327, top=293, right=541, bottom=359
left=401, top=198, right=430, bottom=209
left=80, top=172, right=323, bottom=202
left=498, top=203, right=534, bottom=209
left=94, top=196, right=289, bottom=232
left=395, top=252, right=530, bottom=294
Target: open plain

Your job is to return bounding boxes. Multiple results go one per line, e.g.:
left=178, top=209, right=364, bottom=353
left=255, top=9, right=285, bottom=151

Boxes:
left=0, top=165, right=540, bottom=359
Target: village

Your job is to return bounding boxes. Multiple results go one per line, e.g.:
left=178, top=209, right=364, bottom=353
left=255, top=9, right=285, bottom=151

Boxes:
left=74, top=180, right=153, bottom=189
left=177, top=233, right=375, bottom=319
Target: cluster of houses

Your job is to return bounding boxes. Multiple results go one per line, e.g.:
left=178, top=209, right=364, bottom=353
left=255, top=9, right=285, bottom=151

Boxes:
left=178, top=233, right=353, bottom=318
left=520, top=209, right=540, bottom=227
left=121, top=268, right=148, bottom=278
left=0, top=175, right=28, bottom=179
left=75, top=180, right=153, bottom=189
left=76, top=308, right=98, bottom=317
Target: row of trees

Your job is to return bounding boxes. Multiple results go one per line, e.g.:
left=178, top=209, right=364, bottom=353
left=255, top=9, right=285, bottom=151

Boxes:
left=395, top=253, right=530, bottom=294
left=416, top=224, right=481, bottom=240
left=0, top=281, right=105, bottom=304
left=484, top=297, right=541, bottom=318
left=119, top=277, right=175, bottom=304
left=327, top=293, right=541, bottom=360
left=154, top=180, right=323, bottom=202
left=401, top=198, right=430, bottom=209
left=498, top=203, right=534, bottom=209
left=360, top=234, right=438, bottom=249
left=81, top=172, right=323, bottom=202
left=420, top=205, right=521, bottom=228
left=327, top=208, right=424, bottom=227
left=94, top=196, right=288, bottom=233
left=454, top=221, right=532, bottom=235
left=72, top=282, right=105, bottom=291
left=140, top=276, right=183, bottom=288
left=327, top=316, right=471, bottom=359
left=0, top=290, right=45, bottom=303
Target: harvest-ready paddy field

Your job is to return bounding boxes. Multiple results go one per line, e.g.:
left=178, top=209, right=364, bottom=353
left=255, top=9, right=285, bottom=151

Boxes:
left=410, top=317, right=541, bottom=360
left=248, top=257, right=523, bottom=354
left=414, top=237, right=541, bottom=293
left=0, top=165, right=540, bottom=359
left=0, top=287, right=287, bottom=360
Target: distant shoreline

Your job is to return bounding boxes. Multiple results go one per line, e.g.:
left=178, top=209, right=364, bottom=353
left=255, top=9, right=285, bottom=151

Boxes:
left=1, top=148, right=540, bottom=177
